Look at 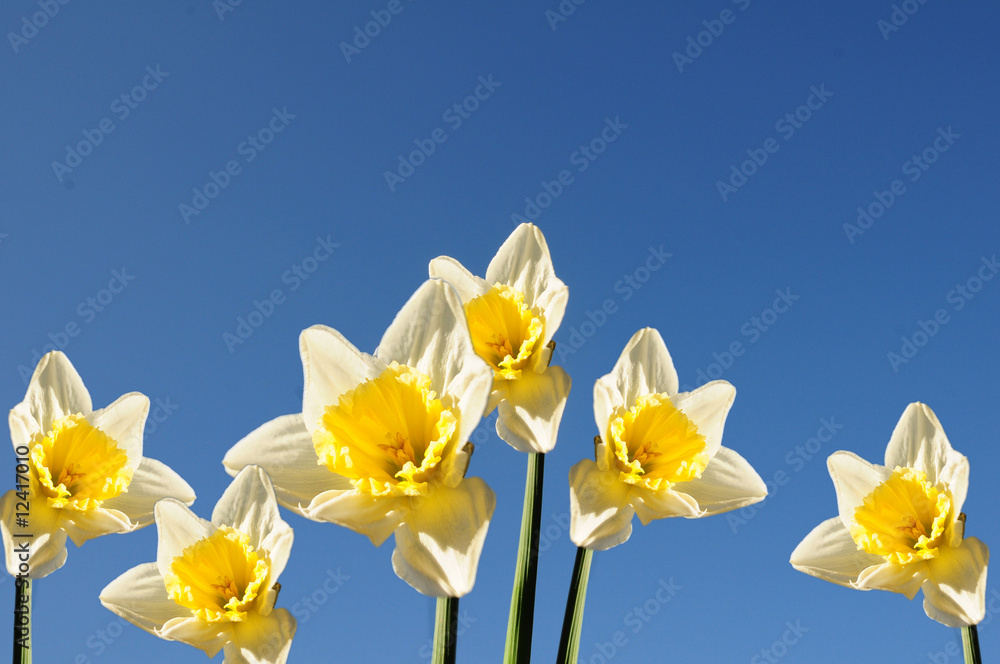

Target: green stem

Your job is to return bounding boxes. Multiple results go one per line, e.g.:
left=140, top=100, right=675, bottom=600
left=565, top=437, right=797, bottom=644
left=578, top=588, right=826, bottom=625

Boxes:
left=12, top=577, right=30, bottom=664
left=557, top=546, right=594, bottom=664
left=503, top=452, right=545, bottom=664
left=432, top=596, right=458, bottom=664
left=962, top=624, right=981, bottom=664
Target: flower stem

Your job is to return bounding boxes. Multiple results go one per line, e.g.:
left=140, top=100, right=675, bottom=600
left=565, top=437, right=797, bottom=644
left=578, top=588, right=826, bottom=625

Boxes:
left=557, top=546, right=594, bottom=664
left=432, top=596, right=458, bottom=664
left=12, top=578, right=30, bottom=664
left=962, top=625, right=981, bottom=664
left=503, top=451, right=544, bottom=664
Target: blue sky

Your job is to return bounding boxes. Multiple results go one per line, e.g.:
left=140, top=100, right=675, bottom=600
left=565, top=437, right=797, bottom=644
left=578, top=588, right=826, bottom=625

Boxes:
left=2, top=1, right=999, bottom=662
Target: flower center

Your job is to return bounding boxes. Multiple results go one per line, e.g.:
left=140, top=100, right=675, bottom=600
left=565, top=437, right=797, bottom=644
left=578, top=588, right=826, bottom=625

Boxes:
left=464, top=284, right=545, bottom=380
left=164, top=525, right=270, bottom=623
left=850, top=467, right=952, bottom=564
left=313, top=362, right=458, bottom=497
left=29, top=414, right=133, bottom=511
left=607, top=394, right=709, bottom=491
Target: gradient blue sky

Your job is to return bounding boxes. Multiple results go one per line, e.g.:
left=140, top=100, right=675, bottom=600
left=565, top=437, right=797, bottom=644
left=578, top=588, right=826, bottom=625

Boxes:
left=2, top=1, right=999, bottom=662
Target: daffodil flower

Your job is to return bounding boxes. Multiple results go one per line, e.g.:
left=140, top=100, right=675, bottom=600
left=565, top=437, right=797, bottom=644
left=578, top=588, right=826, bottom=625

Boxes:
left=429, top=222, right=571, bottom=453
left=100, top=465, right=295, bottom=663
left=790, top=402, right=989, bottom=627
left=569, top=328, right=767, bottom=550
left=0, top=351, right=195, bottom=579
left=224, top=279, right=496, bottom=597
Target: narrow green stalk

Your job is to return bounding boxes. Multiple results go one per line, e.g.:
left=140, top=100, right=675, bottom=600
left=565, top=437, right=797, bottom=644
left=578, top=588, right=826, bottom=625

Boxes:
left=962, top=624, right=981, bottom=664
left=12, top=577, right=30, bottom=664
left=503, top=452, right=545, bottom=664
left=557, top=546, right=594, bottom=664
left=432, top=596, right=458, bottom=664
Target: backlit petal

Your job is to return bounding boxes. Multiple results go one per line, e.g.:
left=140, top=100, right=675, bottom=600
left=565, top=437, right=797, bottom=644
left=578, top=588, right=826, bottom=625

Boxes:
left=86, top=392, right=149, bottom=472
left=495, top=366, right=571, bottom=453
left=0, top=489, right=67, bottom=579
left=827, top=451, right=890, bottom=531
left=391, top=478, right=495, bottom=597
left=569, top=460, right=634, bottom=551
left=224, top=414, right=353, bottom=515
left=212, top=466, right=287, bottom=552
left=790, top=517, right=882, bottom=587
left=674, top=446, right=767, bottom=516
left=485, top=224, right=566, bottom=336
left=99, top=562, right=191, bottom=635
left=22, top=351, right=92, bottom=433
left=227, top=609, right=297, bottom=664
left=305, top=489, right=406, bottom=546
left=884, top=403, right=958, bottom=486
left=300, top=326, right=384, bottom=437
left=606, top=329, right=679, bottom=409
left=922, top=537, right=989, bottom=627
left=671, top=380, right=736, bottom=459
left=428, top=256, right=489, bottom=302
left=155, top=498, right=213, bottom=577
left=102, top=457, right=196, bottom=527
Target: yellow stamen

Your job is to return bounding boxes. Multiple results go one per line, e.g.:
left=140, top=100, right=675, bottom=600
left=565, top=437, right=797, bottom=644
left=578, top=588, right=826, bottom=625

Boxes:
left=464, top=284, right=545, bottom=380
left=313, top=362, right=459, bottom=497
left=851, top=467, right=952, bottom=564
left=29, top=414, right=133, bottom=511
left=164, top=525, right=270, bottom=623
left=606, top=393, right=709, bottom=491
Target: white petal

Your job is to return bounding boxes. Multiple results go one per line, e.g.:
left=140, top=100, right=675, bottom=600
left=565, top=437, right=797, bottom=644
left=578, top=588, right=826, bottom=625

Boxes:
left=443, top=361, right=493, bottom=449
left=568, top=460, right=634, bottom=551
left=305, top=490, right=406, bottom=546
left=0, top=490, right=67, bottom=579
left=671, top=380, right=736, bottom=459
left=391, top=478, right=495, bottom=597
left=159, top=617, right=232, bottom=657
left=8, top=403, right=38, bottom=451
left=674, top=446, right=767, bottom=516
left=534, top=281, right=569, bottom=345
left=827, top=451, right=890, bottom=530
left=99, top=562, right=191, bottom=635
left=299, top=326, right=384, bottom=436
left=375, top=280, right=479, bottom=395
left=261, top=526, right=295, bottom=585
left=884, top=403, right=970, bottom=514
left=23, top=351, right=92, bottom=432
left=629, top=485, right=700, bottom=522
left=922, top=537, right=989, bottom=627
left=102, top=457, right=196, bottom=527
left=592, top=376, right=620, bottom=440
left=428, top=256, right=489, bottom=302
left=227, top=609, right=297, bottom=664
left=495, top=366, right=571, bottom=454
left=224, top=414, right=353, bottom=515
left=606, top=329, right=679, bottom=409
left=855, top=560, right=926, bottom=598
left=155, top=499, right=213, bottom=577
left=87, top=392, right=149, bottom=472
left=884, top=403, right=958, bottom=483
left=790, top=516, right=882, bottom=587
left=485, top=224, right=567, bottom=337
left=212, top=466, right=289, bottom=554
left=60, top=506, right=134, bottom=546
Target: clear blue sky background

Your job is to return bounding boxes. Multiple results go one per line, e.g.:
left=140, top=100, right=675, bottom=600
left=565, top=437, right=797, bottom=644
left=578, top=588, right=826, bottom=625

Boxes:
left=2, top=1, right=999, bottom=662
